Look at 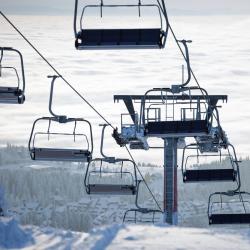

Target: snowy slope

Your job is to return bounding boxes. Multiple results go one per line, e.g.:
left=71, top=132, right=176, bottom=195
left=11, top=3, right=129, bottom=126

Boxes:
left=1, top=218, right=250, bottom=250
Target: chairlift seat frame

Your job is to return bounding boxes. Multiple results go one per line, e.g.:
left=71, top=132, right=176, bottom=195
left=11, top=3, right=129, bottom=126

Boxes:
left=123, top=208, right=162, bottom=223
left=123, top=180, right=162, bottom=224
left=74, top=0, right=169, bottom=50
left=29, top=117, right=93, bottom=163
left=208, top=191, right=250, bottom=225
left=85, top=158, right=138, bottom=195
left=182, top=144, right=239, bottom=183
left=0, top=47, right=25, bottom=104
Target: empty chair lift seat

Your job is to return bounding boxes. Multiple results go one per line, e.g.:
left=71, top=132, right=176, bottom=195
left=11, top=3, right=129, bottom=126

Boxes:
left=31, top=148, right=91, bottom=162
left=0, top=87, right=25, bottom=104
left=209, top=213, right=250, bottom=224
left=146, top=120, right=209, bottom=137
left=76, top=28, right=166, bottom=49
left=87, top=184, right=136, bottom=195
left=183, top=169, right=237, bottom=182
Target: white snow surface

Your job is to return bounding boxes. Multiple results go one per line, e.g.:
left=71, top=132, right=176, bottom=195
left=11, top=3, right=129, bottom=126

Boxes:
left=1, top=217, right=250, bottom=250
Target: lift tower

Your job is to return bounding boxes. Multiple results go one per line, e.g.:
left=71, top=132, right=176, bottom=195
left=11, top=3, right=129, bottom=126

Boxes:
left=114, top=92, right=227, bottom=224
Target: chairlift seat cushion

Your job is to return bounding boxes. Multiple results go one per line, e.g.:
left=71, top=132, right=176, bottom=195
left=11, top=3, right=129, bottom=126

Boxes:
left=146, top=120, right=209, bottom=137
left=209, top=213, right=250, bottom=224
left=183, top=169, right=237, bottom=182
left=31, top=148, right=91, bottom=162
left=87, top=184, right=136, bottom=195
left=76, top=28, right=165, bottom=49
left=0, top=88, right=24, bottom=104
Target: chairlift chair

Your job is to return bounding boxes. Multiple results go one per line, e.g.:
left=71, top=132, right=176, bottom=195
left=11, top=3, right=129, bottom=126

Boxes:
left=84, top=124, right=138, bottom=195
left=123, top=180, right=162, bottom=223
left=141, top=86, right=214, bottom=138
left=0, top=47, right=25, bottom=104
left=181, top=143, right=238, bottom=183
left=74, top=0, right=169, bottom=50
left=142, top=40, right=216, bottom=138
left=208, top=191, right=250, bottom=225
left=28, top=75, right=93, bottom=162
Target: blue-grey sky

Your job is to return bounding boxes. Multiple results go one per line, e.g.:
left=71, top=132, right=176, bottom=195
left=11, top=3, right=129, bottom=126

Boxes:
left=0, top=0, right=250, bottom=15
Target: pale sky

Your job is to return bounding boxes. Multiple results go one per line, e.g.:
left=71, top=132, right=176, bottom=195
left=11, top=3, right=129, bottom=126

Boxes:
left=0, top=0, right=250, bottom=15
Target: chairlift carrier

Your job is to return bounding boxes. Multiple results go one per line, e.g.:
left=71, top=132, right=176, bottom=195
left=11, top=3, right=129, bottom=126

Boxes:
left=74, top=0, right=169, bottom=50
left=0, top=47, right=25, bottom=104
left=113, top=41, right=227, bottom=150
left=181, top=143, right=238, bottom=183
left=28, top=75, right=93, bottom=162
left=84, top=124, right=138, bottom=195
left=123, top=180, right=162, bottom=223
left=208, top=191, right=250, bottom=225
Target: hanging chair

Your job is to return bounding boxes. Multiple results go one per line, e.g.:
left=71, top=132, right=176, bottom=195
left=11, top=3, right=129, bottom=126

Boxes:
left=84, top=124, right=138, bottom=195
left=0, top=47, right=25, bottom=104
left=181, top=143, right=239, bottom=183
left=28, top=75, right=93, bottom=162
left=74, top=0, right=169, bottom=50
left=123, top=180, right=162, bottom=223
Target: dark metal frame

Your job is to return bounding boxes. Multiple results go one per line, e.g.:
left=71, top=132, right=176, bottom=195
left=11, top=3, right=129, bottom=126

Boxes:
left=181, top=143, right=239, bottom=183
left=208, top=191, right=250, bottom=225
left=84, top=124, right=138, bottom=195
left=123, top=180, right=162, bottom=223
left=0, top=47, right=25, bottom=104
left=28, top=75, right=93, bottom=162
left=207, top=144, right=250, bottom=225
left=74, top=0, right=169, bottom=49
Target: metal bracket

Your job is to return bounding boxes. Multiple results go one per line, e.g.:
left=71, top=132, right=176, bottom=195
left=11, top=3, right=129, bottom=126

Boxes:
left=47, top=75, right=67, bottom=123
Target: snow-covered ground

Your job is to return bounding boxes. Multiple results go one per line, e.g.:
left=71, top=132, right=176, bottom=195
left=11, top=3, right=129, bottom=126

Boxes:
left=1, top=217, right=250, bottom=250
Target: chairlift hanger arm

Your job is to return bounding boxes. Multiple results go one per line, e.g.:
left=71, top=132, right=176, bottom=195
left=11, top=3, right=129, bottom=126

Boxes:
left=177, top=40, right=192, bottom=88
left=47, top=75, right=64, bottom=119
left=100, top=124, right=113, bottom=160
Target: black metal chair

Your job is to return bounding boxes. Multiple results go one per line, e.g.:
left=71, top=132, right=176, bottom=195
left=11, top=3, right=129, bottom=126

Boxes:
left=208, top=191, right=250, bottom=225
left=74, top=0, right=169, bottom=50
left=84, top=158, right=138, bottom=195
left=84, top=124, right=138, bottom=195
left=28, top=75, right=93, bottom=162
left=0, top=47, right=25, bottom=104
left=123, top=180, right=162, bottom=223
left=181, top=144, right=238, bottom=183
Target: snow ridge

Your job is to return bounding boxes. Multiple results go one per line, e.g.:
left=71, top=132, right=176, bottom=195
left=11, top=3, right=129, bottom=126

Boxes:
left=0, top=218, right=34, bottom=248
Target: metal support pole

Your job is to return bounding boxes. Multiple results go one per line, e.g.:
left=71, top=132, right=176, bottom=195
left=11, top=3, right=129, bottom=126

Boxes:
left=163, top=137, right=178, bottom=225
